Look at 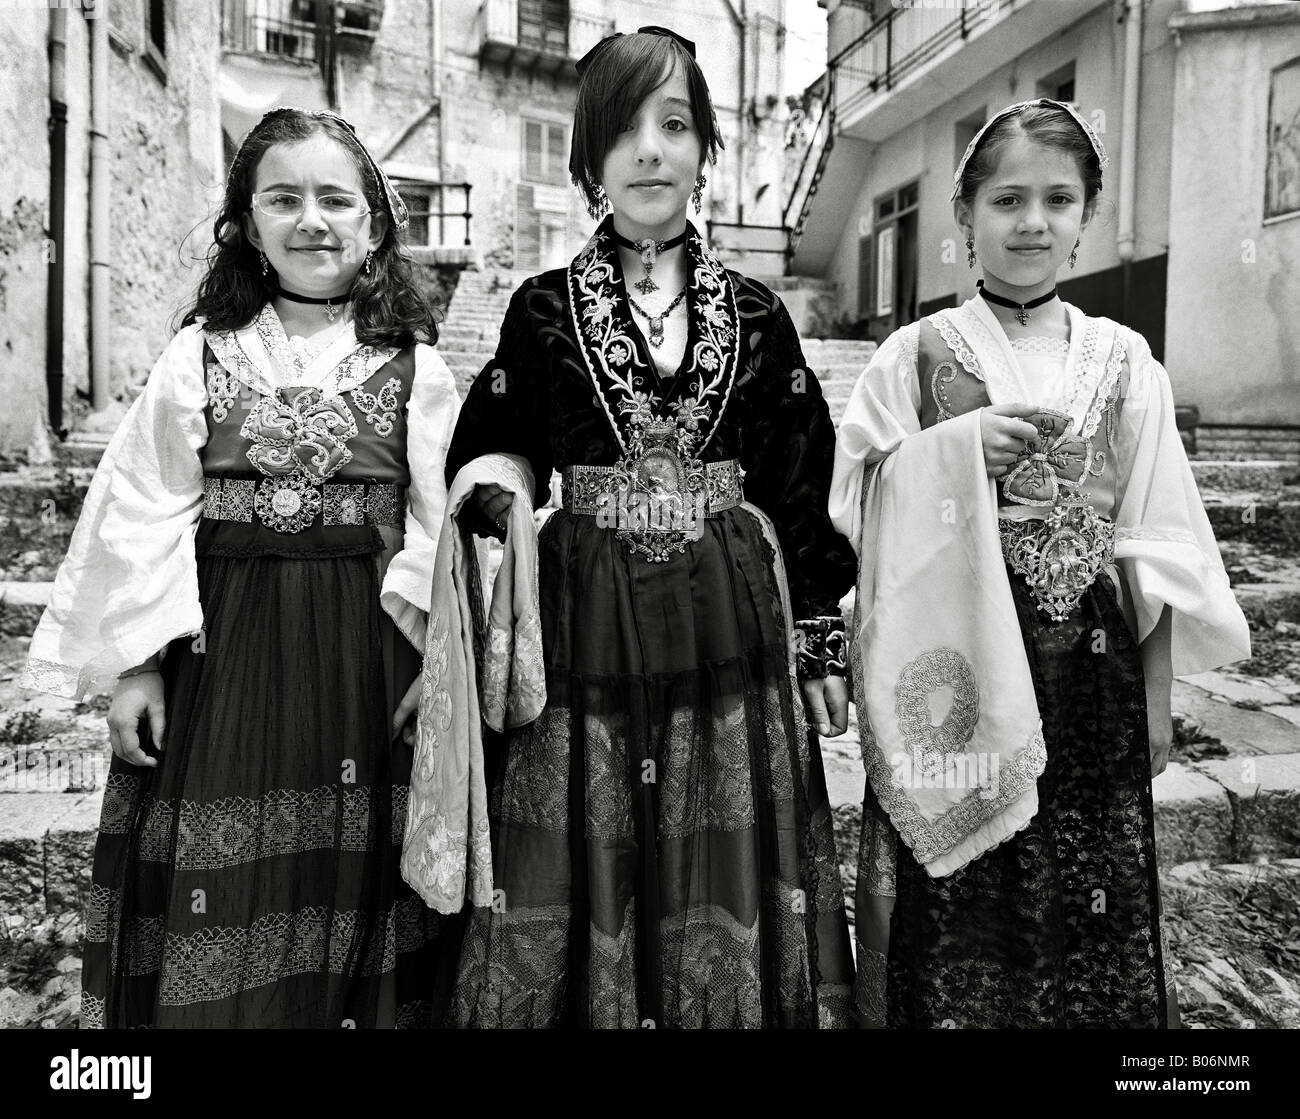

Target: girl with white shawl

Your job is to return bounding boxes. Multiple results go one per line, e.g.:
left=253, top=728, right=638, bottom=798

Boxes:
left=830, top=100, right=1250, bottom=1028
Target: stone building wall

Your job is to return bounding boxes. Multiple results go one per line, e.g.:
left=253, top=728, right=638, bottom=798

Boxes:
left=0, top=2, right=221, bottom=456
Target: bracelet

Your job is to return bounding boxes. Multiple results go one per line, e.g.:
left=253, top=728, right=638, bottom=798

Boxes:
left=793, top=617, right=848, bottom=680
left=118, top=658, right=161, bottom=679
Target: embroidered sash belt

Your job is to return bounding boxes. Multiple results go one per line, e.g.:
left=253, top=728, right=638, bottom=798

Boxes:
left=999, top=501, right=1115, bottom=622
left=561, top=458, right=744, bottom=563
left=202, top=475, right=405, bottom=535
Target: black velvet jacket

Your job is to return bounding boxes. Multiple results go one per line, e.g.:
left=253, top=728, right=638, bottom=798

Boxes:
left=446, top=221, right=856, bottom=619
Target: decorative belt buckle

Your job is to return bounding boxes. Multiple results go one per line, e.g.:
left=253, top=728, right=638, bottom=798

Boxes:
left=606, top=420, right=705, bottom=563
left=254, top=474, right=322, bottom=534
left=1000, top=499, right=1115, bottom=621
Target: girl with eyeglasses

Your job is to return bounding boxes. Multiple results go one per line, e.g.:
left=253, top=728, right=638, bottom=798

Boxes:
left=23, top=107, right=461, bottom=1027
left=430, top=26, right=857, bottom=1028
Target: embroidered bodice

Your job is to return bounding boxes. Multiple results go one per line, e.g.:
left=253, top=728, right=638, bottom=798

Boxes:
left=918, top=305, right=1130, bottom=518
left=202, top=315, right=416, bottom=487
left=446, top=219, right=856, bottom=618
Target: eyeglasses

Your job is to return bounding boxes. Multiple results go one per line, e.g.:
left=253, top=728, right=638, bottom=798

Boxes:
left=250, top=191, right=371, bottom=219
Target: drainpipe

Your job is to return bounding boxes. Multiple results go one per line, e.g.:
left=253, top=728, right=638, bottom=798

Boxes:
left=720, top=0, right=747, bottom=223
left=432, top=0, right=444, bottom=176
left=89, top=9, right=110, bottom=410
left=1116, top=0, right=1143, bottom=324
left=46, top=8, right=68, bottom=439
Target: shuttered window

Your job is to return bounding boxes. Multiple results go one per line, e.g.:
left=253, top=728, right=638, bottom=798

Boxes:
left=523, top=119, right=568, bottom=186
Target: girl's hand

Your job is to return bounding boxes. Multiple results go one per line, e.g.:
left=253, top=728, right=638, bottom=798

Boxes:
left=1148, top=709, right=1173, bottom=778
left=1146, top=673, right=1175, bottom=778
left=980, top=403, right=1040, bottom=478
left=802, top=676, right=850, bottom=738
left=392, top=676, right=422, bottom=746
left=107, top=672, right=166, bottom=767
left=473, top=483, right=514, bottom=539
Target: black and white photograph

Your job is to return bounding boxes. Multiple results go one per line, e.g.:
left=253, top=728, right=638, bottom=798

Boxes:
left=0, top=0, right=1297, bottom=1094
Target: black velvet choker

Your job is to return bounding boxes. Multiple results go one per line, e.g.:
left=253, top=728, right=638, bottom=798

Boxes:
left=276, top=286, right=346, bottom=322
left=976, top=280, right=1057, bottom=326
left=609, top=227, right=690, bottom=295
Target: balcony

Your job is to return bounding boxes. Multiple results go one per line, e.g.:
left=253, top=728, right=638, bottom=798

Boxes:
left=829, top=0, right=1108, bottom=140
left=475, top=0, right=612, bottom=78
left=221, top=1, right=385, bottom=64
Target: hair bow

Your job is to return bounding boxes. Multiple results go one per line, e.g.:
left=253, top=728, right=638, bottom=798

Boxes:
left=575, top=24, right=698, bottom=76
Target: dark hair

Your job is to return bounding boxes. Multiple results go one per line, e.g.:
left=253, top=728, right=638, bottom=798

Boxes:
left=569, top=31, right=723, bottom=213
left=955, top=103, right=1103, bottom=210
left=182, top=109, right=438, bottom=347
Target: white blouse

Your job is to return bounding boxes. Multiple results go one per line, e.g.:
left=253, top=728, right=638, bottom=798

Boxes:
left=22, top=312, right=461, bottom=699
left=830, top=299, right=1251, bottom=677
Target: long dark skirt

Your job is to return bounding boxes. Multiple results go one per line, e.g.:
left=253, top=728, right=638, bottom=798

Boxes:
left=883, top=570, right=1170, bottom=1028
left=81, top=525, right=447, bottom=1028
left=449, top=508, right=855, bottom=1028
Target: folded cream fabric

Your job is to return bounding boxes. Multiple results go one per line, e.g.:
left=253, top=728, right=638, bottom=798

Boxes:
left=851, top=410, right=1047, bottom=877
left=401, top=453, right=544, bottom=913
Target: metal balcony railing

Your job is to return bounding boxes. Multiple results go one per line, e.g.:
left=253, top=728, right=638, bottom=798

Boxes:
left=399, top=182, right=473, bottom=249
left=222, top=0, right=326, bottom=64
left=830, top=0, right=1016, bottom=121
left=476, top=0, right=612, bottom=72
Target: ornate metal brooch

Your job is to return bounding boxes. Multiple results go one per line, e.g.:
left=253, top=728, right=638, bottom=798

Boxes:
left=1000, top=498, right=1116, bottom=622
left=606, top=417, right=708, bottom=563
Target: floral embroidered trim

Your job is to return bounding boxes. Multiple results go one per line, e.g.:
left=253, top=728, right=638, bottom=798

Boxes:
left=351, top=376, right=403, bottom=438
left=130, top=785, right=374, bottom=868
left=930, top=360, right=960, bottom=422
left=241, top=386, right=358, bottom=484
left=929, top=312, right=988, bottom=386
left=1080, top=333, right=1127, bottom=442
left=205, top=362, right=242, bottom=423
left=862, top=713, right=1048, bottom=868
left=895, top=647, right=979, bottom=755
left=1113, top=526, right=1200, bottom=545
left=205, top=306, right=398, bottom=399
left=567, top=223, right=740, bottom=458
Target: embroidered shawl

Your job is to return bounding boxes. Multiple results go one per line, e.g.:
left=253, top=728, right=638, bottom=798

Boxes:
left=848, top=407, right=1047, bottom=878
left=401, top=452, right=544, bottom=913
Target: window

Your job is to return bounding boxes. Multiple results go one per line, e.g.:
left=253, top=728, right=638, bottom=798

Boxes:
left=397, top=187, right=432, bottom=246
left=522, top=119, right=568, bottom=186
left=518, top=0, right=568, bottom=55
left=954, top=106, right=987, bottom=173
left=1266, top=57, right=1300, bottom=221
left=1037, top=62, right=1076, bottom=107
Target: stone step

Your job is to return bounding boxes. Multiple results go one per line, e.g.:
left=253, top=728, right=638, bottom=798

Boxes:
left=1192, top=460, right=1299, bottom=492
left=0, top=581, right=51, bottom=637
left=1206, top=499, right=1300, bottom=551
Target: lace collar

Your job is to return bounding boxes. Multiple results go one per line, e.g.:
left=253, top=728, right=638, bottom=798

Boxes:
left=930, top=297, right=1123, bottom=441
left=205, top=304, right=399, bottom=399
left=567, top=218, right=740, bottom=457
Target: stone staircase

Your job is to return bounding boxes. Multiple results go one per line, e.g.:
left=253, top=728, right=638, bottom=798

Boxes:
left=437, top=268, right=879, bottom=424
left=436, top=268, right=534, bottom=395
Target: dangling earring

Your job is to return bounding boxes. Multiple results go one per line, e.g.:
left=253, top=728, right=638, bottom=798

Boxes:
left=1068, top=238, right=1080, bottom=269
left=587, top=186, right=608, bottom=222
left=260, top=251, right=268, bottom=278
left=966, top=237, right=976, bottom=269
left=692, top=174, right=706, bottom=215
left=363, top=250, right=373, bottom=275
